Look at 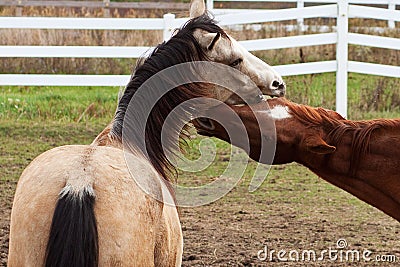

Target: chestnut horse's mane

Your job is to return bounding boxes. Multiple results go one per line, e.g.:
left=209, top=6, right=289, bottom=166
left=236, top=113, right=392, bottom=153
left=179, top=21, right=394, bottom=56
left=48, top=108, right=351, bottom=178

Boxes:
left=280, top=98, right=400, bottom=176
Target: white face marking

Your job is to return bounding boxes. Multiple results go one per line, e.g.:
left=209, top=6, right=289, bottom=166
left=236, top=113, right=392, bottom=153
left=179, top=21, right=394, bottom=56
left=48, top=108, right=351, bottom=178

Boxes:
left=193, top=29, right=285, bottom=100
left=258, top=105, right=291, bottom=120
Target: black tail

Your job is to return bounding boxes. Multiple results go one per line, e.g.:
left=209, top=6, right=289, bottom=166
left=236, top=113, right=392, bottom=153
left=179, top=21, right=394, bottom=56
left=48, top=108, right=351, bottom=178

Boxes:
left=45, top=186, right=99, bottom=267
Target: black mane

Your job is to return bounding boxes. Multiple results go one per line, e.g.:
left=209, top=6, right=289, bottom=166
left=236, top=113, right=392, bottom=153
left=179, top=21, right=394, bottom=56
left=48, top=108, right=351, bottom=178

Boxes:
left=110, top=14, right=227, bottom=180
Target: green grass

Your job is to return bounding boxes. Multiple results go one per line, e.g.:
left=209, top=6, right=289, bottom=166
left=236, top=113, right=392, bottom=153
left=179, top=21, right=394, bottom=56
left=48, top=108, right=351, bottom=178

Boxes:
left=1, top=73, right=399, bottom=122
left=1, top=86, right=119, bottom=122
left=0, top=120, right=107, bottom=182
left=1, top=72, right=399, bottom=185
left=285, top=73, right=400, bottom=120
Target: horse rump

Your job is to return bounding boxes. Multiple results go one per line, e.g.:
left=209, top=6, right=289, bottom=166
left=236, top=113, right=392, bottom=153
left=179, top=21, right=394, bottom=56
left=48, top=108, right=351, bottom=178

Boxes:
left=45, top=185, right=99, bottom=267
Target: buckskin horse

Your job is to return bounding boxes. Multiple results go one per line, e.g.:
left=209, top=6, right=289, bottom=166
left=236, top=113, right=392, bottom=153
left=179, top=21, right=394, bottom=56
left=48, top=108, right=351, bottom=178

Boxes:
left=7, top=0, right=286, bottom=266
left=194, top=97, right=400, bottom=222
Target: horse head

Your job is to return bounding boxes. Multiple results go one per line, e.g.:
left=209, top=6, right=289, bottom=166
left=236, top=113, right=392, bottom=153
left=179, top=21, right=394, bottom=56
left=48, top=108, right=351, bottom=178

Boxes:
left=189, top=0, right=286, bottom=104
left=193, top=98, right=338, bottom=164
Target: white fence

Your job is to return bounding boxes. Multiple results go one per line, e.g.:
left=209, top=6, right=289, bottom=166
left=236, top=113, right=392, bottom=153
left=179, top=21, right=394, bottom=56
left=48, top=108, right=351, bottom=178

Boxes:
left=0, top=1, right=399, bottom=117
left=207, top=0, right=399, bottom=29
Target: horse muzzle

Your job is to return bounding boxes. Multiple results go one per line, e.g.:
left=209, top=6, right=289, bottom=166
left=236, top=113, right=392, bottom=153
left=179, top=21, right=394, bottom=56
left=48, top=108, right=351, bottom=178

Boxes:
left=260, top=80, right=286, bottom=98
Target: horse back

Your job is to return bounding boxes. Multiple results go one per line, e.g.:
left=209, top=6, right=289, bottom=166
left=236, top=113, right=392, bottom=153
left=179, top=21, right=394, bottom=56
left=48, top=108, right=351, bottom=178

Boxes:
left=8, top=144, right=180, bottom=266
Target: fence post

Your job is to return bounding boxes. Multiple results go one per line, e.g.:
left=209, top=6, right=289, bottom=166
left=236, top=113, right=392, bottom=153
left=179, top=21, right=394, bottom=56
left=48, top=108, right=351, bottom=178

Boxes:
left=103, top=0, right=110, bottom=18
left=388, top=0, right=395, bottom=29
left=207, top=0, right=214, bottom=12
left=16, top=0, right=22, bottom=16
left=297, top=0, right=305, bottom=31
left=336, top=0, right=349, bottom=118
left=163, top=13, right=175, bottom=41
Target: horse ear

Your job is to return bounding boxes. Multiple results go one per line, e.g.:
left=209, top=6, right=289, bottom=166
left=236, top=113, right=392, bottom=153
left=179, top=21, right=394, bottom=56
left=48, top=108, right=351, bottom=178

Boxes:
left=199, top=32, right=221, bottom=50
left=190, top=0, right=206, bottom=18
left=304, top=136, right=336, bottom=154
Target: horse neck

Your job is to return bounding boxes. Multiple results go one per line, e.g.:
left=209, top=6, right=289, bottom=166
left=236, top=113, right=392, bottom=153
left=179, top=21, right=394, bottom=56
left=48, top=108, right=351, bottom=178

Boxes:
left=265, top=98, right=400, bottom=220
left=287, top=114, right=400, bottom=221
left=266, top=98, right=318, bottom=164
left=296, top=135, right=400, bottom=222
left=283, top=105, right=400, bottom=178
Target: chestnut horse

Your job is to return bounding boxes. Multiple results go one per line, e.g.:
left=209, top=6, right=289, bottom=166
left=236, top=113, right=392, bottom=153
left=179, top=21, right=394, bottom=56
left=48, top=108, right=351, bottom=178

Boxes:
left=195, top=97, right=400, bottom=222
left=8, top=1, right=286, bottom=266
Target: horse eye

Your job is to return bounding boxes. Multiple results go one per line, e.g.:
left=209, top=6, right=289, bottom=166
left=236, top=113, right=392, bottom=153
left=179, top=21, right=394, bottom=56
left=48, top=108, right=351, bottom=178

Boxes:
left=230, top=58, right=242, bottom=67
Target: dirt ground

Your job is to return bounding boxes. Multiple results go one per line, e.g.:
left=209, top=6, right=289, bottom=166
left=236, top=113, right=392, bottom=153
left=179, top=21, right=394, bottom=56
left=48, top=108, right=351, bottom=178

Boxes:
left=1, top=165, right=400, bottom=266
left=178, top=180, right=400, bottom=266
left=0, top=181, right=13, bottom=267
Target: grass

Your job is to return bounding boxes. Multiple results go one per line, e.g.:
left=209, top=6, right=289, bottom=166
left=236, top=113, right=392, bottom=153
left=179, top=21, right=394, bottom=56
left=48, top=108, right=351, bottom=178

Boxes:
left=0, top=119, right=385, bottom=217
left=1, top=5, right=398, bottom=121
left=0, top=121, right=106, bottom=181
left=1, top=86, right=119, bottom=122
left=286, top=73, right=400, bottom=120
left=1, top=71, right=398, bottom=181
left=1, top=73, right=399, bottom=122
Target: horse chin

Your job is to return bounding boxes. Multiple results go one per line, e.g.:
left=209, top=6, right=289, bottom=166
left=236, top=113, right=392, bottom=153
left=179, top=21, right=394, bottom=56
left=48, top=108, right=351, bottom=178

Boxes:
left=224, top=93, right=264, bottom=106
left=262, top=94, right=279, bottom=100
left=193, top=94, right=278, bottom=135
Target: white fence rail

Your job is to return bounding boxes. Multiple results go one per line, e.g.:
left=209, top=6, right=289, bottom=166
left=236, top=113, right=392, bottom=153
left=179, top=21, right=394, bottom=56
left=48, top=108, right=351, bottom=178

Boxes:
left=0, top=1, right=399, bottom=117
left=207, top=0, right=400, bottom=29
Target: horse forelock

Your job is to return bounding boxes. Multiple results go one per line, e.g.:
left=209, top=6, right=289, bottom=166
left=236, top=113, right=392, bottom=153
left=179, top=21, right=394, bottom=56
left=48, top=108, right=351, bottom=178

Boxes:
left=110, top=14, right=226, bottom=181
left=284, top=99, right=400, bottom=176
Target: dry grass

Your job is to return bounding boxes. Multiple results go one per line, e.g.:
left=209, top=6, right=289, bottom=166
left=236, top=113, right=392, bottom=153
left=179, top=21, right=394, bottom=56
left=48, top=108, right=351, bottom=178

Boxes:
left=0, top=6, right=166, bottom=75
left=1, top=6, right=398, bottom=74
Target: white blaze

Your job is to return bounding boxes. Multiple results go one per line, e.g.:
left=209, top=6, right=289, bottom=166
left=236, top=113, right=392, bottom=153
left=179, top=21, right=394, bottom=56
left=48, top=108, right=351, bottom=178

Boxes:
left=258, top=105, right=291, bottom=120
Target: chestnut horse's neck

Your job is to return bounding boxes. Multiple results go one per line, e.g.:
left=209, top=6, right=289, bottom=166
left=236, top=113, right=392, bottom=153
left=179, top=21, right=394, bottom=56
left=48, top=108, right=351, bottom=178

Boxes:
left=272, top=98, right=400, bottom=174
left=269, top=98, right=400, bottom=221
left=296, top=129, right=400, bottom=222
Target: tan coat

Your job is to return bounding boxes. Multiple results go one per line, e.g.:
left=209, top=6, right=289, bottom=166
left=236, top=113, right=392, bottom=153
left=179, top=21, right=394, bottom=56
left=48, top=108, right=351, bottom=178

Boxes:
left=8, top=126, right=183, bottom=266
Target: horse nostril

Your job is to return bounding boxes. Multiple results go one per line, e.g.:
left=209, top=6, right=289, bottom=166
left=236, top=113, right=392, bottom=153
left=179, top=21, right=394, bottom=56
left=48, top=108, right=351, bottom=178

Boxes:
left=272, top=80, right=286, bottom=90
left=272, top=80, right=280, bottom=88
